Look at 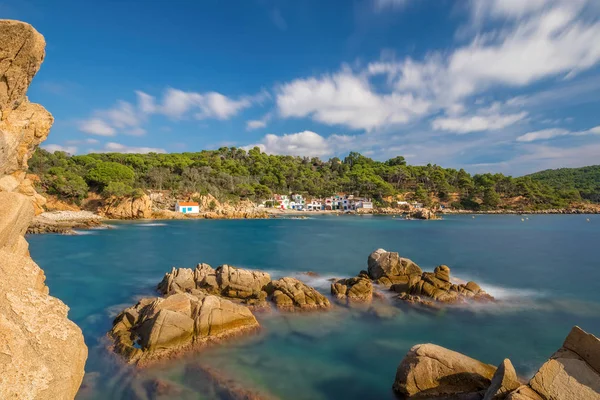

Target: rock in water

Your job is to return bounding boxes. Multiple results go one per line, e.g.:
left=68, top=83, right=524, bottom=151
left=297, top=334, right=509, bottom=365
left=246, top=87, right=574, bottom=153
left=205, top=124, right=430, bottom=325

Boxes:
left=484, top=359, right=522, bottom=400
left=267, top=277, right=331, bottom=311
left=158, top=264, right=329, bottom=311
left=110, top=293, right=259, bottom=365
left=393, top=343, right=497, bottom=398
left=331, top=272, right=373, bottom=304
left=367, top=248, right=423, bottom=287
left=0, top=20, right=87, bottom=399
left=157, top=263, right=271, bottom=308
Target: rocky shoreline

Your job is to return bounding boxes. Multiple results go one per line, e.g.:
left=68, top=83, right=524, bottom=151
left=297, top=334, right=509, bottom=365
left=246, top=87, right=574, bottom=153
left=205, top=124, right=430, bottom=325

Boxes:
left=105, top=247, right=600, bottom=399
left=108, top=249, right=490, bottom=366
left=393, top=325, right=600, bottom=399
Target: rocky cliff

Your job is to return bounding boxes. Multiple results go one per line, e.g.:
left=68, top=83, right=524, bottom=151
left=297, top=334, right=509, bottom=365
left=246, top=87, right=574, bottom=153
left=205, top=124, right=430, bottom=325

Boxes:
left=0, top=20, right=87, bottom=399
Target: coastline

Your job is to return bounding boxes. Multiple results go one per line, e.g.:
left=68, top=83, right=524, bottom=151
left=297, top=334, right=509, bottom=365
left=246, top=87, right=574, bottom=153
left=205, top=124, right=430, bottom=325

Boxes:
left=28, top=206, right=598, bottom=235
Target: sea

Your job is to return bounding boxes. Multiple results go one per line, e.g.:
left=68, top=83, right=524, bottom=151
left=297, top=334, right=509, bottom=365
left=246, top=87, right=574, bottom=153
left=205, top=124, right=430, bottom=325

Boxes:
left=27, top=214, right=600, bottom=399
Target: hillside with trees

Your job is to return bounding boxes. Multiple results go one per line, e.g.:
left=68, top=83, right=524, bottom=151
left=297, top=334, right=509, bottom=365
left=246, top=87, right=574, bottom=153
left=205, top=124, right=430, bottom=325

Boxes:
left=527, top=165, right=600, bottom=203
left=28, top=147, right=588, bottom=211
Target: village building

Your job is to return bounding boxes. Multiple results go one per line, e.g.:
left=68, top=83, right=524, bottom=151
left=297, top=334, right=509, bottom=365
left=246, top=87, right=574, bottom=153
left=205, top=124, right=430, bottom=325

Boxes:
left=176, top=201, right=200, bottom=214
left=306, top=199, right=323, bottom=211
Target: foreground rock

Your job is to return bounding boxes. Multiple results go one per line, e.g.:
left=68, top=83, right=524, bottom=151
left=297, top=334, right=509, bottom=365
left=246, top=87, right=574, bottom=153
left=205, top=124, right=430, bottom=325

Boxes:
left=110, top=292, right=259, bottom=366
left=393, top=343, right=497, bottom=398
left=158, top=263, right=329, bottom=311
left=331, top=272, right=373, bottom=304
left=368, top=249, right=493, bottom=306
left=0, top=20, right=87, bottom=399
left=393, top=326, right=600, bottom=400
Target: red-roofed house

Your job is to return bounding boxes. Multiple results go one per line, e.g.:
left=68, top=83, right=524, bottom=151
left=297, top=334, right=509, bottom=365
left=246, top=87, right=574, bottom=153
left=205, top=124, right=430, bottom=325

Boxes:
left=176, top=201, right=200, bottom=214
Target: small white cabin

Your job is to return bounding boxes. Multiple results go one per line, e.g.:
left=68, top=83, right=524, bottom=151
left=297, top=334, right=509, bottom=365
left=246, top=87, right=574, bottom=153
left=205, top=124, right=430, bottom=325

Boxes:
left=176, top=201, right=200, bottom=214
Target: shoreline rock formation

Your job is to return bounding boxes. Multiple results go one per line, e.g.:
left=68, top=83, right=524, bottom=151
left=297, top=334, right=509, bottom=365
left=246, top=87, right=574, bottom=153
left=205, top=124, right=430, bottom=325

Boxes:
left=110, top=263, right=330, bottom=365
left=0, top=20, right=87, bottom=398
left=392, top=326, right=600, bottom=399
left=367, top=249, right=494, bottom=306
left=158, top=263, right=330, bottom=311
left=110, top=292, right=259, bottom=366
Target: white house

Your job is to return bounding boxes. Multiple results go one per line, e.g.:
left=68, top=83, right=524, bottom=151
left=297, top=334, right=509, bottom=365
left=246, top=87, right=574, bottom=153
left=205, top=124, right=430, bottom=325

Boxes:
left=176, top=201, right=200, bottom=214
left=356, top=200, right=373, bottom=209
left=306, top=200, right=323, bottom=211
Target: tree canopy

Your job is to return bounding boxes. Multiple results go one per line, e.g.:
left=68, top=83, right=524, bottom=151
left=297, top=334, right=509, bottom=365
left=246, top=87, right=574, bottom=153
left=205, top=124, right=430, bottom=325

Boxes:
left=28, top=147, right=588, bottom=210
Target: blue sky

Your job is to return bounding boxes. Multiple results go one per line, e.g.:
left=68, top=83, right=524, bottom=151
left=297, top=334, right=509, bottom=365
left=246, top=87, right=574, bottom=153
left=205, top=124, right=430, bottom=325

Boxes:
left=4, top=0, right=600, bottom=175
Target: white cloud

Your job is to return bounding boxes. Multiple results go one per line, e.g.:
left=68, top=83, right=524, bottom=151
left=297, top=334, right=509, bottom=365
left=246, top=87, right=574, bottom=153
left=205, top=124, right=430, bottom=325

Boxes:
left=78, top=118, right=116, bottom=136
left=43, top=144, right=77, bottom=154
left=246, top=112, right=272, bottom=130
left=66, top=138, right=99, bottom=145
left=432, top=111, right=528, bottom=134
left=102, top=142, right=166, bottom=154
left=245, top=130, right=354, bottom=158
left=276, top=68, right=431, bottom=131
left=78, top=88, right=265, bottom=138
left=516, top=125, right=600, bottom=142
left=136, top=91, right=156, bottom=114
left=160, top=88, right=257, bottom=120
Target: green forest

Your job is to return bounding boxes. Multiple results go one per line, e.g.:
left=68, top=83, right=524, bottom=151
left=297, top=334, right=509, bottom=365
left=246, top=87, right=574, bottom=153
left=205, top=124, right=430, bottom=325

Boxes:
left=526, top=166, right=600, bottom=203
left=28, top=147, right=590, bottom=210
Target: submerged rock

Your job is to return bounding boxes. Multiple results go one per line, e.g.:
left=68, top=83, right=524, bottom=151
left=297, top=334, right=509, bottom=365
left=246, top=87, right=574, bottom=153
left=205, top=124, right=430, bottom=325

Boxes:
left=393, top=326, right=600, bottom=400
left=110, top=292, right=259, bottom=365
left=331, top=272, right=373, bottom=304
left=267, top=277, right=331, bottom=311
left=393, top=343, right=497, bottom=398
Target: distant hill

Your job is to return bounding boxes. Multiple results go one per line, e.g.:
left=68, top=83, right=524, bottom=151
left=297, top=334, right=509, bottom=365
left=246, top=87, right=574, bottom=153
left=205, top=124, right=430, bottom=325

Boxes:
left=527, top=165, right=600, bottom=203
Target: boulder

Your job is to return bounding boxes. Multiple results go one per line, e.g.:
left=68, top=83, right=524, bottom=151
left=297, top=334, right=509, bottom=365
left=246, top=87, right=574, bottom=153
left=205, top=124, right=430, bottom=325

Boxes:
left=528, top=326, right=600, bottom=400
left=367, top=248, right=422, bottom=287
left=410, top=208, right=440, bottom=220
left=157, top=264, right=270, bottom=307
left=110, top=293, right=259, bottom=365
left=267, top=277, right=331, bottom=311
left=484, top=359, right=522, bottom=400
left=405, top=265, right=494, bottom=305
left=393, top=343, right=497, bottom=398
left=216, top=264, right=271, bottom=301
left=0, top=20, right=87, bottom=399
left=331, top=272, right=373, bottom=304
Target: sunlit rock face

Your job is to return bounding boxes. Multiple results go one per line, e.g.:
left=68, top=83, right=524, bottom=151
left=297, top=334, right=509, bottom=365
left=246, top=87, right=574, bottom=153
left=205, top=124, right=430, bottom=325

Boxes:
left=0, top=19, right=87, bottom=399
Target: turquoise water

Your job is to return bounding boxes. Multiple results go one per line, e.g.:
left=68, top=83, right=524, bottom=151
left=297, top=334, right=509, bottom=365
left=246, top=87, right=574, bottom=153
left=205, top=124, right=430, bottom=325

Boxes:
left=27, top=215, right=600, bottom=399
